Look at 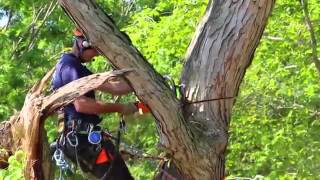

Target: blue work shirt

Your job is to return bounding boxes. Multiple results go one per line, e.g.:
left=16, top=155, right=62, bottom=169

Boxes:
left=52, top=53, right=101, bottom=124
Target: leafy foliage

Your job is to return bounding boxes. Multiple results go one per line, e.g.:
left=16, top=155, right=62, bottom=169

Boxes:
left=228, top=0, right=320, bottom=178
left=0, top=150, right=25, bottom=180
left=124, top=0, right=207, bottom=80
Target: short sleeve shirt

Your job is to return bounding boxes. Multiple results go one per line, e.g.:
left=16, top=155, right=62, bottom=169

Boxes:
left=52, top=53, right=100, bottom=124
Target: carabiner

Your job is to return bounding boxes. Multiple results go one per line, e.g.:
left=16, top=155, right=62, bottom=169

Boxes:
left=66, top=131, right=78, bottom=147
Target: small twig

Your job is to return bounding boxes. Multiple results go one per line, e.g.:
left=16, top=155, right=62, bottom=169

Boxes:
left=300, top=0, right=320, bottom=73
left=10, top=1, right=58, bottom=58
left=263, top=35, right=286, bottom=41
left=27, top=1, right=58, bottom=51
left=1, top=10, right=12, bottom=31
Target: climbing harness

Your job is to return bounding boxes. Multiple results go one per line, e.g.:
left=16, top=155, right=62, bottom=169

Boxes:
left=52, top=114, right=130, bottom=179
left=52, top=119, right=90, bottom=179
left=66, top=131, right=78, bottom=147
left=52, top=104, right=177, bottom=179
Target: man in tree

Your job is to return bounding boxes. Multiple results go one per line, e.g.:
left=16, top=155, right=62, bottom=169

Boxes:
left=51, top=29, right=138, bottom=179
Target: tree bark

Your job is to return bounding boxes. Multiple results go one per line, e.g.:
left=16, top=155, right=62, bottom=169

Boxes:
left=180, top=0, right=275, bottom=178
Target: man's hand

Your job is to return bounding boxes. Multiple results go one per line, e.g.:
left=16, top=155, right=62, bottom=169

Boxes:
left=134, top=102, right=150, bottom=114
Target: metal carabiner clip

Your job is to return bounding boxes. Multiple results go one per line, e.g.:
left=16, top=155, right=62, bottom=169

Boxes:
left=53, top=149, right=66, bottom=167
left=53, top=149, right=63, bottom=162
left=66, top=131, right=78, bottom=147
left=120, top=116, right=127, bottom=133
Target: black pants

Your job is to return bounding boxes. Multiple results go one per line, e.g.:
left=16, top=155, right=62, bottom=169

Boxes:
left=61, top=132, right=134, bottom=180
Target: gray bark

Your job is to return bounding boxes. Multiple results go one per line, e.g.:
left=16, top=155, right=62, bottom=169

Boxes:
left=181, top=0, right=275, bottom=178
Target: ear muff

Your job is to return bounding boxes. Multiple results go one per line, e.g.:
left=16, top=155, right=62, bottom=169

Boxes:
left=82, top=40, right=91, bottom=48
left=74, top=37, right=92, bottom=59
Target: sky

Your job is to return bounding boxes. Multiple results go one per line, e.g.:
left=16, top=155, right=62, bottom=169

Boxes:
left=0, top=17, right=8, bottom=27
left=0, top=10, right=8, bottom=27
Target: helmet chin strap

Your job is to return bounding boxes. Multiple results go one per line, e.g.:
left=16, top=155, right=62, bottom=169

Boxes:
left=74, top=38, right=86, bottom=62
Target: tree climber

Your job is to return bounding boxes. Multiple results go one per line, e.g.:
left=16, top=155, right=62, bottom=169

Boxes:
left=51, top=29, right=140, bottom=180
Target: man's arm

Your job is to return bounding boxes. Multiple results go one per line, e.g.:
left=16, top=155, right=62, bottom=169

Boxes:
left=74, top=96, right=137, bottom=115
left=97, top=76, right=133, bottom=95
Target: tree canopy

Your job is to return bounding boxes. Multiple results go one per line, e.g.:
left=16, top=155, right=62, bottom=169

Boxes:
left=0, top=0, right=319, bottom=179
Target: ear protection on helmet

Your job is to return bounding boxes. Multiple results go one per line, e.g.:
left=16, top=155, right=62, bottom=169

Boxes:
left=74, top=37, right=93, bottom=59
left=73, top=29, right=95, bottom=59
left=82, top=40, right=91, bottom=48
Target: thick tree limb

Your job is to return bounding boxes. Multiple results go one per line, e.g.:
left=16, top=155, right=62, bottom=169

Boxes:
left=58, top=0, right=196, bottom=158
left=41, top=69, right=133, bottom=117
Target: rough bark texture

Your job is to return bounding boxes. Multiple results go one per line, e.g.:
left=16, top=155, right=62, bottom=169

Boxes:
left=0, top=69, right=131, bottom=180
left=179, top=0, right=275, bottom=178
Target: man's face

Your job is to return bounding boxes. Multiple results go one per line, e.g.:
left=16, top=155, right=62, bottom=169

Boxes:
left=77, top=38, right=99, bottom=62
left=82, top=48, right=99, bottom=62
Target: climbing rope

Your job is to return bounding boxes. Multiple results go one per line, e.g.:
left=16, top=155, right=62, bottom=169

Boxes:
left=186, top=96, right=235, bottom=104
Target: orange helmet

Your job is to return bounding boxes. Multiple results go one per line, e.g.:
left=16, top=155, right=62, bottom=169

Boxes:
left=73, top=28, right=84, bottom=37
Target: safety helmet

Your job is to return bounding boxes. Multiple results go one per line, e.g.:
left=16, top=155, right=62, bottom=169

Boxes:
left=73, top=28, right=84, bottom=37
left=73, top=28, right=92, bottom=48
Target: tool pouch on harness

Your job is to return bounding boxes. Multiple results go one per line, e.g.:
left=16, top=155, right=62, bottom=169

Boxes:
left=53, top=116, right=133, bottom=180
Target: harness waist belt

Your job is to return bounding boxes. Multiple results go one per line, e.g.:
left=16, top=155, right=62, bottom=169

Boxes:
left=65, top=120, right=96, bottom=134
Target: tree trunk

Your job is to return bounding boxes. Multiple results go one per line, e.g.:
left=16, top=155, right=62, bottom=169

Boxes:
left=180, top=0, right=275, bottom=178
left=58, top=0, right=274, bottom=179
